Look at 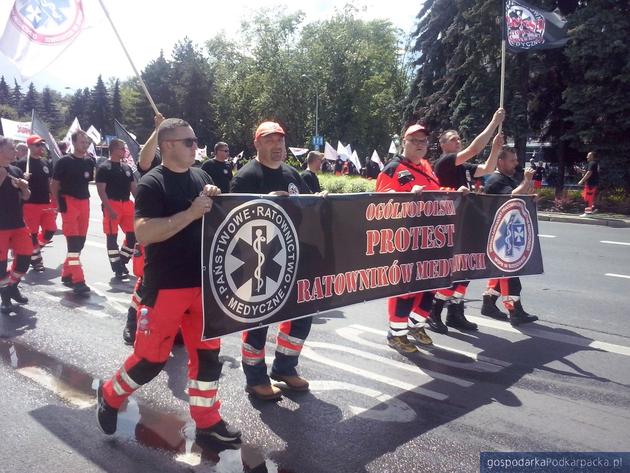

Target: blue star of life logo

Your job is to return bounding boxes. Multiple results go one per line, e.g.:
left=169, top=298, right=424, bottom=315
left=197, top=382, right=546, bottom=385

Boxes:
left=19, top=0, right=69, bottom=29
left=497, top=214, right=526, bottom=257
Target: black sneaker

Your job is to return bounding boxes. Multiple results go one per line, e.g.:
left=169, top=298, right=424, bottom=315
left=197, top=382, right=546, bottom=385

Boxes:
left=114, top=271, right=130, bottom=281
left=196, top=420, right=242, bottom=444
left=1, top=288, right=12, bottom=315
left=122, top=324, right=136, bottom=346
left=7, top=284, right=28, bottom=304
left=96, top=381, right=118, bottom=435
left=61, top=276, right=74, bottom=288
left=73, top=282, right=91, bottom=295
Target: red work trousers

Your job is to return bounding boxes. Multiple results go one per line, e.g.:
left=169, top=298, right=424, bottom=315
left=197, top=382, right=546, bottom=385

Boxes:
left=0, top=227, right=33, bottom=287
left=60, top=196, right=89, bottom=284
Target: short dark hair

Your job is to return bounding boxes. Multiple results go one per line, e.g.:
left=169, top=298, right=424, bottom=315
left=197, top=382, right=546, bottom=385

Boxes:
left=214, top=141, right=228, bottom=153
left=498, top=146, right=516, bottom=160
left=439, top=130, right=458, bottom=144
left=0, top=135, right=13, bottom=148
left=109, top=138, right=125, bottom=151
left=307, top=151, right=324, bottom=165
left=71, top=129, right=89, bottom=143
left=157, top=118, right=191, bottom=146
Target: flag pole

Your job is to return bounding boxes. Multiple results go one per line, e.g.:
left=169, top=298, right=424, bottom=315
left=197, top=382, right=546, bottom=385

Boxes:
left=26, top=109, right=35, bottom=174
left=97, top=0, right=160, bottom=115
left=498, top=39, right=506, bottom=135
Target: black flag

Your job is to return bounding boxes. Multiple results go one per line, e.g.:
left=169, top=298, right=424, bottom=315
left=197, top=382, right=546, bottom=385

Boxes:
left=113, top=118, right=141, bottom=162
left=31, top=109, right=63, bottom=165
left=504, top=0, right=569, bottom=52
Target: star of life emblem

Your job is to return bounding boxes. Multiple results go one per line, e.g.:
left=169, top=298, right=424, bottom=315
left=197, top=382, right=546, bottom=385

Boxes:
left=10, top=0, right=84, bottom=44
left=487, top=198, right=535, bottom=272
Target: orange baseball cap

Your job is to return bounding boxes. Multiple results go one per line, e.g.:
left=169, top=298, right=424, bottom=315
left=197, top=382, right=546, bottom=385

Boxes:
left=403, top=124, right=428, bottom=138
left=255, top=121, right=285, bottom=140
left=26, top=135, right=45, bottom=145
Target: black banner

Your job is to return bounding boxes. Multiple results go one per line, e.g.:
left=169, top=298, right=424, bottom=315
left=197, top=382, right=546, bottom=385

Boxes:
left=504, top=0, right=569, bottom=53
left=202, top=192, right=543, bottom=339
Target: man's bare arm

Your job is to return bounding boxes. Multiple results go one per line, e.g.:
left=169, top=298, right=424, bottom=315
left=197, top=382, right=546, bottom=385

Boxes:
left=474, top=133, right=504, bottom=177
left=456, top=108, right=505, bottom=165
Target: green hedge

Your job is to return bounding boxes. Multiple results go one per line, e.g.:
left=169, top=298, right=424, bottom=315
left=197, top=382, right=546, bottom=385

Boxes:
left=318, top=174, right=377, bottom=193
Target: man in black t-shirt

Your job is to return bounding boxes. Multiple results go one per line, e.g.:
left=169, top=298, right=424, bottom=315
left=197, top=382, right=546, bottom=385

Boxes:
left=481, top=147, right=539, bottom=327
left=51, top=130, right=95, bottom=295
left=201, top=142, right=233, bottom=194
left=231, top=121, right=313, bottom=402
left=16, top=135, right=57, bottom=272
left=428, top=109, right=505, bottom=335
left=300, top=151, right=323, bottom=193
left=97, top=118, right=240, bottom=446
left=96, top=138, right=137, bottom=280
left=0, top=136, right=33, bottom=314
left=578, top=151, right=599, bottom=215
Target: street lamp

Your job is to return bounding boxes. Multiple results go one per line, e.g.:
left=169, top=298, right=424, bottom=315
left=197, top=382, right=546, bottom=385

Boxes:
left=301, top=74, right=320, bottom=150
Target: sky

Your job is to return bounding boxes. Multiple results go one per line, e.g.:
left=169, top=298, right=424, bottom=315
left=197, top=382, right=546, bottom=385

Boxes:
left=0, top=0, right=421, bottom=94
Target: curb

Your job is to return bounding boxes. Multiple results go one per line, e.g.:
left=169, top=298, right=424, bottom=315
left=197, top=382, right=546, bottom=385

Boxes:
left=538, top=213, right=630, bottom=228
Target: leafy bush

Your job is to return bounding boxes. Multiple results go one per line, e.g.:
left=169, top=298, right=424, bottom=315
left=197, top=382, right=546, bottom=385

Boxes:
left=318, top=174, right=377, bottom=193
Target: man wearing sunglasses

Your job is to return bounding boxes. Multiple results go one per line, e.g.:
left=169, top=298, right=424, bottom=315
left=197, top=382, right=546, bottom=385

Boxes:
left=376, top=123, right=442, bottom=353
left=201, top=142, right=233, bottom=194
left=97, top=118, right=241, bottom=446
left=15, top=135, right=57, bottom=273
left=427, top=108, right=505, bottom=335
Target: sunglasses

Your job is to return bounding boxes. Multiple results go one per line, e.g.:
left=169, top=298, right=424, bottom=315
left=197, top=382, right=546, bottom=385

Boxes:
left=406, top=138, right=428, bottom=145
left=165, top=137, right=198, bottom=148
left=34, top=142, right=46, bottom=147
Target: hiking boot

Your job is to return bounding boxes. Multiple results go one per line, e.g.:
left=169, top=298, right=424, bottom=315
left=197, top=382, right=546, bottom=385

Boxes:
left=1, top=288, right=12, bottom=314
left=509, top=301, right=539, bottom=327
left=73, top=281, right=91, bottom=295
left=408, top=326, right=433, bottom=345
left=245, top=383, right=283, bottom=401
left=426, top=298, right=448, bottom=334
left=445, top=302, right=478, bottom=331
left=61, top=276, right=74, bottom=288
left=31, top=261, right=45, bottom=273
left=122, top=323, right=136, bottom=346
left=196, top=420, right=241, bottom=444
left=96, top=381, right=118, bottom=435
left=270, top=373, right=310, bottom=391
left=481, top=295, right=508, bottom=320
left=387, top=335, right=418, bottom=353
left=6, top=283, right=28, bottom=304
left=114, top=270, right=130, bottom=281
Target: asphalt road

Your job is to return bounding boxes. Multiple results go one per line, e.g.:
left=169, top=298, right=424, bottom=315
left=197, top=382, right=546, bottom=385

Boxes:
left=1, top=196, right=629, bottom=473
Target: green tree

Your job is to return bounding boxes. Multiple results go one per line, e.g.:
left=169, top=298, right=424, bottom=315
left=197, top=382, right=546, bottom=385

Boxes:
left=41, top=87, right=63, bottom=135
left=22, top=82, right=41, bottom=117
left=90, top=75, right=111, bottom=134
left=0, top=76, right=10, bottom=106
left=111, top=79, right=122, bottom=122
left=10, top=79, right=23, bottom=114
left=66, top=88, right=90, bottom=128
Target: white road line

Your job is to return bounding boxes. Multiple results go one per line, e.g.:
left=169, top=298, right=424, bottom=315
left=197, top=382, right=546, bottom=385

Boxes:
left=341, top=326, right=504, bottom=372
left=538, top=234, right=556, bottom=238
left=306, top=340, right=473, bottom=387
left=464, top=315, right=630, bottom=357
left=15, top=366, right=94, bottom=408
left=300, top=347, right=448, bottom=401
left=85, top=240, right=106, bottom=249
left=605, top=273, right=630, bottom=280
left=600, top=240, right=630, bottom=246
left=90, top=287, right=128, bottom=312
left=35, top=291, right=109, bottom=319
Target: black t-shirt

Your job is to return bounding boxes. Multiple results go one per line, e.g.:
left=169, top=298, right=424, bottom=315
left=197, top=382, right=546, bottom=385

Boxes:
left=135, top=165, right=213, bottom=289
left=201, top=158, right=232, bottom=194
left=586, top=160, right=599, bottom=186
left=95, top=160, right=135, bottom=201
left=434, top=153, right=478, bottom=189
left=15, top=157, right=52, bottom=204
left=484, top=172, right=519, bottom=195
left=300, top=169, right=321, bottom=193
left=230, top=159, right=311, bottom=195
left=52, top=154, right=95, bottom=199
left=0, top=165, right=26, bottom=230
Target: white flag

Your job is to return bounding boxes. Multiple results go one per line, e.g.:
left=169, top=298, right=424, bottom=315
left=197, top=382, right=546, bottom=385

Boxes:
left=232, top=151, right=243, bottom=164
left=0, top=1, right=91, bottom=80
left=371, top=150, right=383, bottom=171
left=351, top=150, right=362, bottom=171
left=195, top=146, right=207, bottom=161
left=63, top=117, right=81, bottom=153
left=86, top=125, right=101, bottom=145
left=388, top=140, right=397, bottom=154
left=323, top=141, right=337, bottom=161
left=336, top=141, right=348, bottom=161
left=288, top=147, right=309, bottom=157
left=345, top=143, right=353, bottom=158
left=0, top=117, right=31, bottom=141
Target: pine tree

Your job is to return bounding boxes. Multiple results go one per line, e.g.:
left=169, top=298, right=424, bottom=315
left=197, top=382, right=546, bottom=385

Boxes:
left=22, top=82, right=41, bottom=117
left=111, top=79, right=122, bottom=122
left=10, top=79, right=23, bottom=114
left=90, top=75, right=111, bottom=134
left=41, top=87, right=63, bottom=135
left=0, top=76, right=10, bottom=106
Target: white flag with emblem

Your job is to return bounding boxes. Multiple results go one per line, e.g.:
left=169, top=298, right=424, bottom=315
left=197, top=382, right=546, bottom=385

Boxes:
left=0, top=117, right=31, bottom=141
left=86, top=125, right=101, bottom=145
left=62, top=116, right=81, bottom=153
left=323, top=141, right=337, bottom=161
left=0, top=0, right=95, bottom=80
left=288, top=147, right=309, bottom=157
left=232, top=151, right=243, bottom=164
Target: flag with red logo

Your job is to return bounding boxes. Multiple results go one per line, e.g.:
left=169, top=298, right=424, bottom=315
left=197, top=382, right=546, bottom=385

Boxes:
left=503, top=0, right=569, bottom=52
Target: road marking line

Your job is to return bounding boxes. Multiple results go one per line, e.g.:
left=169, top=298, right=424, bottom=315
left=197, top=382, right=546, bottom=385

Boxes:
left=306, top=340, right=473, bottom=387
left=605, top=273, right=630, bottom=280
left=341, top=326, right=504, bottom=372
left=300, top=347, right=448, bottom=401
left=16, top=366, right=94, bottom=408
left=90, top=287, right=128, bottom=312
left=35, top=291, right=109, bottom=319
left=85, top=240, right=106, bottom=249
left=600, top=240, right=630, bottom=246
left=538, top=234, right=556, bottom=238
left=463, top=315, right=630, bottom=357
